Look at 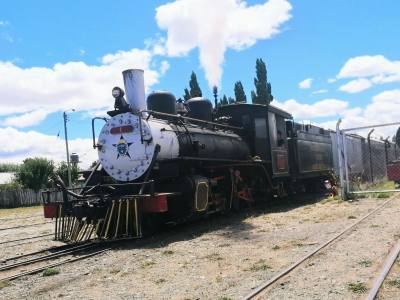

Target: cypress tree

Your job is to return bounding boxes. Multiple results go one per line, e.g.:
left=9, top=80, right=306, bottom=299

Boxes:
left=234, top=81, right=247, bottom=103
left=183, top=88, right=191, bottom=101
left=396, top=127, right=400, bottom=147
left=183, top=71, right=202, bottom=100
left=228, top=97, right=235, bottom=104
left=220, top=95, right=228, bottom=105
left=251, top=58, right=273, bottom=104
left=189, top=71, right=202, bottom=98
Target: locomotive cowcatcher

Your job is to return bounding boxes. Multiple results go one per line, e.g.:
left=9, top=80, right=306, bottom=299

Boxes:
left=42, top=69, right=333, bottom=242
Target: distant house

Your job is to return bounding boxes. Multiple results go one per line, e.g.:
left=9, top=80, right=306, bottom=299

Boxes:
left=0, top=172, right=15, bottom=184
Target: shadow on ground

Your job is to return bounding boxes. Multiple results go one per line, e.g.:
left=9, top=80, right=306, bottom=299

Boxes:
left=117, top=192, right=328, bottom=251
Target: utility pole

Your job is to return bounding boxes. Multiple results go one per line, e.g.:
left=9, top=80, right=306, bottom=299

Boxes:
left=63, top=109, right=74, bottom=187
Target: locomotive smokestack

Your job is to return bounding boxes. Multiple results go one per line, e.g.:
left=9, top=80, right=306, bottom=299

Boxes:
left=122, top=69, right=146, bottom=112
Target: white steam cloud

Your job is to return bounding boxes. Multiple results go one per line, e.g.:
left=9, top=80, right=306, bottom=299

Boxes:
left=156, top=0, right=292, bottom=87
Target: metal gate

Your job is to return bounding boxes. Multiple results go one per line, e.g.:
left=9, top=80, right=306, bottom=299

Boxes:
left=336, top=120, right=400, bottom=199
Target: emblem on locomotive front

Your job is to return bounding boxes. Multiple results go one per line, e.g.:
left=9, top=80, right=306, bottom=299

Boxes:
left=113, top=135, right=132, bottom=159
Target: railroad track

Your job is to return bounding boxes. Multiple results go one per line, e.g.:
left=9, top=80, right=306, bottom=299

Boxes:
left=0, top=221, right=53, bottom=231
left=0, top=213, right=43, bottom=222
left=243, top=197, right=395, bottom=300
left=0, top=241, right=107, bottom=282
left=365, top=240, right=400, bottom=300
left=0, top=233, right=53, bottom=246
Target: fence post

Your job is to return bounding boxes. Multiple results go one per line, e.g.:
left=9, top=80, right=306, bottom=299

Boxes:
left=336, top=119, right=347, bottom=199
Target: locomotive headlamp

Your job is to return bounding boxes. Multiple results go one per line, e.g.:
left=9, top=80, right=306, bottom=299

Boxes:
left=112, top=87, right=124, bottom=99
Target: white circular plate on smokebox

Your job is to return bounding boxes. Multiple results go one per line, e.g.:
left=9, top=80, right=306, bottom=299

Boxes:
left=98, top=112, right=154, bottom=182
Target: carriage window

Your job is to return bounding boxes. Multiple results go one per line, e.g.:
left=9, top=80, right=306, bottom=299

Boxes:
left=268, top=112, right=286, bottom=148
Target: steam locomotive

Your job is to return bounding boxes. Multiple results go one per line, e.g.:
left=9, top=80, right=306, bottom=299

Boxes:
left=43, top=69, right=333, bottom=242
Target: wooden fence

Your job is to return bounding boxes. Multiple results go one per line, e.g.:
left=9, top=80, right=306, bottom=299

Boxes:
left=0, top=188, right=63, bottom=208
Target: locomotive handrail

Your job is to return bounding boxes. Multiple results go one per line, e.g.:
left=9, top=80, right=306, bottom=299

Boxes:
left=140, top=109, right=243, bottom=131
left=91, top=117, right=108, bottom=149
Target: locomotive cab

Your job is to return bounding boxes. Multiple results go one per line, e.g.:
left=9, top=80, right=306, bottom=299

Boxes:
left=217, top=103, right=292, bottom=179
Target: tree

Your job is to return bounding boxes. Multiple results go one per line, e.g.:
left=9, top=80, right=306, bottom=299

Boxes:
left=251, top=58, right=273, bottom=104
left=0, top=163, right=20, bottom=173
left=220, top=95, right=228, bottom=106
left=395, top=127, right=400, bottom=147
left=183, top=71, right=202, bottom=100
left=234, top=81, right=247, bottom=103
left=55, top=161, right=79, bottom=185
left=15, top=158, right=54, bottom=192
left=228, top=97, right=235, bottom=104
left=183, top=88, right=191, bottom=101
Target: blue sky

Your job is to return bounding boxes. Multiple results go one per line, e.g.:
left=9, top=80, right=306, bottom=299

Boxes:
left=0, top=0, right=400, bottom=165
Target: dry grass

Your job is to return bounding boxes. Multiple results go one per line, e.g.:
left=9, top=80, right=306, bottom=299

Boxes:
left=0, top=205, right=42, bottom=217
left=246, top=259, right=271, bottom=272
left=0, top=280, right=11, bottom=289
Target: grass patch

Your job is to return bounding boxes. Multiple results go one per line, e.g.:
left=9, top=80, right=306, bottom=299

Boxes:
left=219, top=297, right=234, bottom=300
left=370, top=224, right=380, bottom=228
left=320, top=195, right=342, bottom=204
left=377, top=192, right=391, bottom=198
left=155, top=278, right=166, bottom=284
left=348, top=215, right=357, bottom=219
left=0, top=280, right=11, bottom=289
left=43, top=268, right=60, bottom=277
left=141, top=261, right=156, bottom=268
left=109, top=268, right=120, bottom=274
left=162, top=250, right=174, bottom=255
left=348, top=281, right=367, bottom=293
left=205, top=253, right=223, bottom=261
left=246, top=259, right=271, bottom=272
left=358, top=259, right=372, bottom=267
left=272, top=245, right=280, bottom=250
left=387, top=276, right=400, bottom=288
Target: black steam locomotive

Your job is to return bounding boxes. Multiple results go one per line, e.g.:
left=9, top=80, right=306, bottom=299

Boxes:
left=43, top=70, right=333, bottom=242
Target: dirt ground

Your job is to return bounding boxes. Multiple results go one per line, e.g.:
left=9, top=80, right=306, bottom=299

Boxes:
left=0, top=195, right=400, bottom=300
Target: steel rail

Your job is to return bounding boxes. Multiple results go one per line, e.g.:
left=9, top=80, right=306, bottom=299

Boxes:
left=0, top=222, right=52, bottom=231
left=2, top=238, right=52, bottom=249
left=0, top=233, right=53, bottom=246
left=243, top=197, right=394, bottom=300
left=0, top=214, right=42, bottom=222
left=0, top=241, right=91, bottom=263
left=0, top=247, right=111, bottom=282
left=0, top=243, right=97, bottom=271
left=365, top=240, right=400, bottom=300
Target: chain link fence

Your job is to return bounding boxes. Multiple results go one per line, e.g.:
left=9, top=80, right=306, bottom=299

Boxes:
left=336, top=122, right=400, bottom=198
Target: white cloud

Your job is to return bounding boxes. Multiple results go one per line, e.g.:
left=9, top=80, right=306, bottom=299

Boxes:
left=337, top=55, right=400, bottom=79
left=338, top=78, right=372, bottom=93
left=273, top=98, right=348, bottom=119
left=298, top=78, right=313, bottom=89
left=314, top=89, right=400, bottom=138
left=0, top=127, right=97, bottom=168
left=336, top=55, right=400, bottom=93
left=160, top=60, right=170, bottom=75
left=0, top=20, right=9, bottom=27
left=312, top=89, right=328, bottom=94
left=156, top=0, right=292, bottom=87
left=0, top=47, right=168, bottom=127
left=1, top=110, right=51, bottom=128
left=327, top=78, right=337, bottom=83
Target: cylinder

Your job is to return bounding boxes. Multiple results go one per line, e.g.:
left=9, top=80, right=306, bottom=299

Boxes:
left=122, top=69, right=146, bottom=112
